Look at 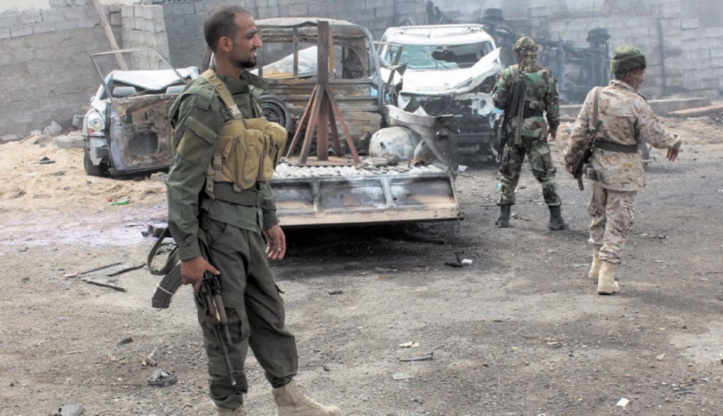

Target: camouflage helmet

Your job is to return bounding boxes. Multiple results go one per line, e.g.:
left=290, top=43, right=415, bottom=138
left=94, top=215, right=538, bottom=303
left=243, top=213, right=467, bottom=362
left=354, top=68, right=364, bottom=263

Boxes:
left=513, top=36, right=538, bottom=54
left=610, top=45, right=646, bottom=75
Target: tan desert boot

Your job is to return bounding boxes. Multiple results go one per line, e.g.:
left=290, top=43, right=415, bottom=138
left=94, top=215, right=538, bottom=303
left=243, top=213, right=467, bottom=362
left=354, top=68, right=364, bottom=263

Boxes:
left=273, top=380, right=341, bottom=416
left=211, top=402, right=246, bottom=416
left=588, top=247, right=602, bottom=281
left=597, top=262, right=620, bottom=295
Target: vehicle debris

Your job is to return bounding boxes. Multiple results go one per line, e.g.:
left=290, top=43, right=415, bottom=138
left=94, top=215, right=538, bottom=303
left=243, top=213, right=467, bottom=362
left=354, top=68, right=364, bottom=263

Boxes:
left=117, top=337, right=133, bottom=346
left=147, top=368, right=177, bottom=387
left=398, top=352, right=434, bottom=362
left=53, top=404, right=84, bottom=416
left=141, top=348, right=157, bottom=367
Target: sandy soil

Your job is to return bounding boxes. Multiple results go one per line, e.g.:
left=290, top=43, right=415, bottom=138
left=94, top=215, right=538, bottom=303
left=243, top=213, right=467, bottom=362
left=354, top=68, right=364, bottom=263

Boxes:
left=0, top=115, right=722, bottom=416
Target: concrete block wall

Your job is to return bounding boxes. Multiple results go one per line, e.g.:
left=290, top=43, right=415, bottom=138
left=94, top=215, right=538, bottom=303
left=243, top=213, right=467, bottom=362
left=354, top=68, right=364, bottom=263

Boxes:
left=680, top=0, right=723, bottom=98
left=121, top=3, right=170, bottom=69
left=0, top=0, right=122, bottom=137
left=159, top=0, right=427, bottom=70
left=432, top=0, right=723, bottom=99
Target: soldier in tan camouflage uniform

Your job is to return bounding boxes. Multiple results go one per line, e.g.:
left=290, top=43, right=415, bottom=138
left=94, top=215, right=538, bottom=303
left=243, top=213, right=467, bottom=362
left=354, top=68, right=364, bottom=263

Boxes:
left=564, top=45, right=682, bottom=295
left=493, top=36, right=568, bottom=230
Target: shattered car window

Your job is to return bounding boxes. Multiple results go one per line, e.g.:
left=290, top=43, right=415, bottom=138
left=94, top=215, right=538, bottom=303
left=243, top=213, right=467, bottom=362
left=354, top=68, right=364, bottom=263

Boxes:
left=385, top=41, right=495, bottom=70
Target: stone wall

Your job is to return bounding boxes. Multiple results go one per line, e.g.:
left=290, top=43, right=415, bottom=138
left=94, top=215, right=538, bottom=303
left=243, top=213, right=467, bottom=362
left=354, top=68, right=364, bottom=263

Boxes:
left=0, top=0, right=122, bottom=137
left=680, top=0, right=723, bottom=98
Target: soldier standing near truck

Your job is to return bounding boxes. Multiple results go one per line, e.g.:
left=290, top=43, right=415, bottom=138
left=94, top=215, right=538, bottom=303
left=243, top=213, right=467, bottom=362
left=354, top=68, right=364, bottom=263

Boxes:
left=166, top=5, right=341, bottom=415
left=564, top=45, right=682, bottom=295
left=492, top=36, right=568, bottom=230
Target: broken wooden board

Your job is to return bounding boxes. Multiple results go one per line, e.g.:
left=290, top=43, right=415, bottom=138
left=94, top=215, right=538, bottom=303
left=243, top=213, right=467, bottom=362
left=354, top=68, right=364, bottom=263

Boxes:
left=667, top=104, right=723, bottom=118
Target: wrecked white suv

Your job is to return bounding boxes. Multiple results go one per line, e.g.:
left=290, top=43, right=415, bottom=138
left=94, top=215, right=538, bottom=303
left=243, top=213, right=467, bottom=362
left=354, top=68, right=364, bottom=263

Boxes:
left=82, top=48, right=198, bottom=176
left=378, top=24, right=504, bottom=155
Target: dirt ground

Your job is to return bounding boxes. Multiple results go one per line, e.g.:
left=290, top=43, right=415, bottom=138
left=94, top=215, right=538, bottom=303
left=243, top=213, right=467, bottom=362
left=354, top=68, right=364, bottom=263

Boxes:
left=1, top=115, right=722, bottom=416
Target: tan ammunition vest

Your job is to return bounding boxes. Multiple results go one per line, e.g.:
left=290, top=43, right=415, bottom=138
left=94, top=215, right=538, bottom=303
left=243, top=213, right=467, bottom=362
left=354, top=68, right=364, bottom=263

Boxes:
left=200, top=70, right=287, bottom=199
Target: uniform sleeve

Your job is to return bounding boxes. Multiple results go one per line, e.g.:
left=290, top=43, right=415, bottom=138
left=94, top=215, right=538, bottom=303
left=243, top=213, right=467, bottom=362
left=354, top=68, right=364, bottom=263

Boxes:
left=545, top=72, right=560, bottom=133
left=564, top=89, right=594, bottom=165
left=635, top=100, right=681, bottom=151
left=493, top=67, right=511, bottom=109
left=259, top=181, right=280, bottom=230
left=166, top=94, right=220, bottom=261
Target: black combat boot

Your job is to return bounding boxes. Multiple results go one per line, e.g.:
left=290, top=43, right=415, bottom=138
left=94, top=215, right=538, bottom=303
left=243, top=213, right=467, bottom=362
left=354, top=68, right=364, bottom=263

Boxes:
left=495, top=205, right=511, bottom=228
left=548, top=205, right=568, bottom=230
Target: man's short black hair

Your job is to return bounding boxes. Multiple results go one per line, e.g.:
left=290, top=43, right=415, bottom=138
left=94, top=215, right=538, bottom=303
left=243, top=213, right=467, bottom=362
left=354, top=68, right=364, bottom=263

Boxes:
left=204, top=5, right=251, bottom=51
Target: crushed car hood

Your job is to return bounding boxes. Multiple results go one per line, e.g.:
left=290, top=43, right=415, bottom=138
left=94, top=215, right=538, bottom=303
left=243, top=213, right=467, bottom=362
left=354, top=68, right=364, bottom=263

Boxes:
left=109, top=67, right=198, bottom=90
left=384, top=48, right=502, bottom=95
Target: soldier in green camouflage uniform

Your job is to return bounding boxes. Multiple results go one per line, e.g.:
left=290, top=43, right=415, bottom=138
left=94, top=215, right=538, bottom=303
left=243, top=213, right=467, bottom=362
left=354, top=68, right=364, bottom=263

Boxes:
left=492, top=36, right=568, bottom=230
left=166, top=5, right=341, bottom=416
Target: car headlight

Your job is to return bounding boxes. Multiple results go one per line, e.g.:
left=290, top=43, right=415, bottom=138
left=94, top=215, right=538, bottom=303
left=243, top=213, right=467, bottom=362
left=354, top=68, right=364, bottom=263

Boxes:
left=86, top=112, right=105, bottom=134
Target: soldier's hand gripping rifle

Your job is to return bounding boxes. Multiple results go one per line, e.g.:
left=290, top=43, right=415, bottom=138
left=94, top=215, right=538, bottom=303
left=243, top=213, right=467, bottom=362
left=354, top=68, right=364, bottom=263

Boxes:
left=571, top=119, right=603, bottom=191
left=151, top=235, right=236, bottom=385
left=196, top=242, right=236, bottom=386
left=497, top=67, right=526, bottom=163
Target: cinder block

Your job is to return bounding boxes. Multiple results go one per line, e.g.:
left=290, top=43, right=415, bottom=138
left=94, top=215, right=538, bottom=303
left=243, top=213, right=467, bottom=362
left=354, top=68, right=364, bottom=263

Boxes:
left=711, top=58, right=723, bottom=69
left=109, top=12, right=121, bottom=26
left=55, top=134, right=85, bottom=149
left=121, top=5, right=133, bottom=18
left=10, top=25, right=33, bottom=38
left=680, top=18, right=698, bottom=30
left=40, top=9, right=65, bottom=22
left=151, top=5, right=165, bottom=20
left=257, top=6, right=278, bottom=19
left=19, top=12, right=43, bottom=25
left=0, top=28, right=10, bottom=39
left=706, top=27, right=723, bottom=38
left=33, top=22, right=57, bottom=34
left=74, top=0, right=88, bottom=6
left=78, top=16, right=99, bottom=29
left=49, top=0, right=72, bottom=8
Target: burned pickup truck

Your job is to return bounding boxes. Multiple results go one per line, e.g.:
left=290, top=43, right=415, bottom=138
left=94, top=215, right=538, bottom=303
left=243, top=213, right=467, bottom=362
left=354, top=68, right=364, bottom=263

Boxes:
left=248, top=18, right=460, bottom=227
left=377, top=24, right=504, bottom=156
left=82, top=48, right=198, bottom=176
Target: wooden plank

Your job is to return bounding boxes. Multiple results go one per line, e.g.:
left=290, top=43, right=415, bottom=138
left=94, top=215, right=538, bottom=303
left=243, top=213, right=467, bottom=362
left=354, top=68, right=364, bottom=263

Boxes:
left=91, top=0, right=128, bottom=70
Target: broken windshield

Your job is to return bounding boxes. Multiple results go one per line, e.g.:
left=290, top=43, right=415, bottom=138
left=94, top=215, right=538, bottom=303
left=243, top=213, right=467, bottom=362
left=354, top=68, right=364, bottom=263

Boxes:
left=385, top=41, right=494, bottom=70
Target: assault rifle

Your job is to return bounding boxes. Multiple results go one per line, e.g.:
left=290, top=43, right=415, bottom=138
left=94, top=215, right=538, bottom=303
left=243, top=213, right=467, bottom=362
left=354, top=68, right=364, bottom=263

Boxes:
left=497, top=65, right=526, bottom=162
left=151, top=238, right=236, bottom=385
left=571, top=119, right=603, bottom=191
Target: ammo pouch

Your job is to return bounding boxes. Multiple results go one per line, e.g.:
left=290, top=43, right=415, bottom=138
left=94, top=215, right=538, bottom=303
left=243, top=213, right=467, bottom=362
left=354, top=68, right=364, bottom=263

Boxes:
left=200, top=69, right=288, bottom=197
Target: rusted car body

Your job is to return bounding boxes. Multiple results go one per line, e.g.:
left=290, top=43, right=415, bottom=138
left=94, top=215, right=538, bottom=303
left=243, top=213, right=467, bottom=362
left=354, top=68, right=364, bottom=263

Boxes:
left=250, top=17, right=387, bottom=145
left=82, top=49, right=198, bottom=176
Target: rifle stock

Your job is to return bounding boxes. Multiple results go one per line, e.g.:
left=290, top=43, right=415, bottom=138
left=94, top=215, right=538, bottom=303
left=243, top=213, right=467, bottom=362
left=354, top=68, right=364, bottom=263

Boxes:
left=497, top=67, right=525, bottom=162
left=572, top=119, right=603, bottom=191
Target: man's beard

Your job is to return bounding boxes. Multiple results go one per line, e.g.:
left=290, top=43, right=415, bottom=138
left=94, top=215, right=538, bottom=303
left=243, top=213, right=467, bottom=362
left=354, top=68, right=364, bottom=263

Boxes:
left=233, top=52, right=257, bottom=69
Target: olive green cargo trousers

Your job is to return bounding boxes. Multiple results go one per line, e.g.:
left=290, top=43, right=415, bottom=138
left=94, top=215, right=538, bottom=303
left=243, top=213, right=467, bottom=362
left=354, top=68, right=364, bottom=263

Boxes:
left=196, top=217, right=298, bottom=410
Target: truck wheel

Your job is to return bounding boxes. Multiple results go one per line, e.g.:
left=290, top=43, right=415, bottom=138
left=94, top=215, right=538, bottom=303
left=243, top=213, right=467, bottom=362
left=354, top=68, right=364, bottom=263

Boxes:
left=83, top=147, right=106, bottom=177
left=260, top=94, right=294, bottom=133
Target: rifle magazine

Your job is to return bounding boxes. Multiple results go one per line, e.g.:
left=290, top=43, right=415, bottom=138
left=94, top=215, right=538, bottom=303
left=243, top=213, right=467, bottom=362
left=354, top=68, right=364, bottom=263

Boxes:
left=151, top=264, right=183, bottom=309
